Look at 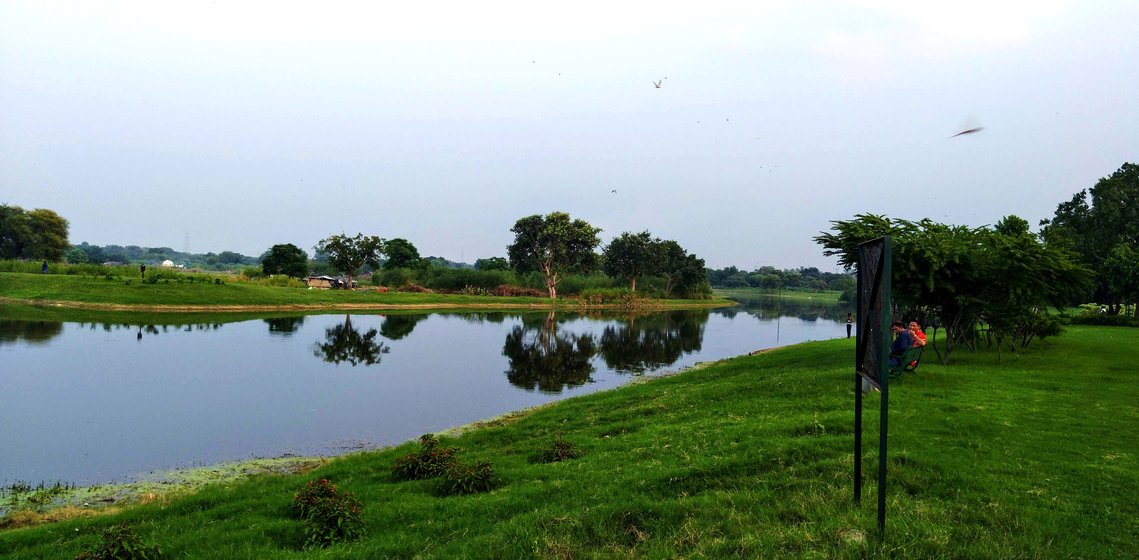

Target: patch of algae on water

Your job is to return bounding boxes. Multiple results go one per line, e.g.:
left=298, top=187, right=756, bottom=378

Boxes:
left=1, top=456, right=325, bottom=528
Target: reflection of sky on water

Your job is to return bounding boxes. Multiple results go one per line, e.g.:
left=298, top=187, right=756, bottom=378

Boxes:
left=0, top=306, right=845, bottom=485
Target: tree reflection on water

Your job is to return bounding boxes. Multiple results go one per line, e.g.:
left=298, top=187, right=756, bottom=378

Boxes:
left=379, top=314, right=428, bottom=340
left=502, top=311, right=597, bottom=393
left=0, top=320, right=64, bottom=345
left=597, top=310, right=708, bottom=374
left=313, top=315, right=390, bottom=367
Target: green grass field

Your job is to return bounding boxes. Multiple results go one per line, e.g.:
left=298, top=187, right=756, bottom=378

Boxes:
left=714, top=287, right=845, bottom=305
left=1, top=325, right=1135, bottom=558
left=0, top=272, right=726, bottom=311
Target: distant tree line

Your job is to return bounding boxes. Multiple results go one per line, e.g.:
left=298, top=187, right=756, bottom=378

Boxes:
left=65, top=242, right=259, bottom=270
left=706, top=265, right=855, bottom=296
left=304, top=211, right=712, bottom=299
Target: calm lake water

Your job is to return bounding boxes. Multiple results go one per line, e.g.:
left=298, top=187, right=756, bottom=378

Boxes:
left=0, top=299, right=848, bottom=486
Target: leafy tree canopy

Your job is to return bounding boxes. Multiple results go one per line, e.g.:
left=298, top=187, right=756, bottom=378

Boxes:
left=815, top=214, right=1091, bottom=362
left=382, top=238, right=423, bottom=270
left=0, top=205, right=69, bottom=261
left=314, top=233, right=384, bottom=288
left=603, top=231, right=655, bottom=292
left=474, top=257, right=511, bottom=271
left=507, top=212, right=601, bottom=298
left=1041, top=162, right=1139, bottom=309
left=261, top=243, right=310, bottom=278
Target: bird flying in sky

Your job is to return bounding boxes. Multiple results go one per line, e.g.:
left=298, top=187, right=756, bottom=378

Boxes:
left=950, top=127, right=984, bottom=138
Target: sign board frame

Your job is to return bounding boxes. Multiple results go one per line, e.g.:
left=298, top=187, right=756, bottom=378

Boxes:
left=853, top=236, right=892, bottom=536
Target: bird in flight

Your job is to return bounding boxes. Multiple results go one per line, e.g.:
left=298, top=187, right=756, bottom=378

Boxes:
left=653, top=80, right=662, bottom=88
left=611, top=189, right=617, bottom=194
left=950, top=127, right=984, bottom=138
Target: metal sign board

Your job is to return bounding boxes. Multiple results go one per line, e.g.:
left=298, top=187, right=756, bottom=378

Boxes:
left=855, top=237, right=891, bottom=390
left=854, top=236, right=892, bottom=537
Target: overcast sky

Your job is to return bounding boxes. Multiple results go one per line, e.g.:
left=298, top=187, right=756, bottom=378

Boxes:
left=2, top=1, right=1137, bottom=270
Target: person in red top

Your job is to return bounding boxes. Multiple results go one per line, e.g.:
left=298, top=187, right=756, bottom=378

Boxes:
left=908, top=320, right=926, bottom=368
left=909, top=321, right=927, bottom=347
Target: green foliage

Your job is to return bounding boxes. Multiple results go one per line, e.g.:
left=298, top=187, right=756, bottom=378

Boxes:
left=0, top=204, right=70, bottom=261
left=1041, top=162, right=1139, bottom=307
left=815, top=214, right=1092, bottom=361
left=314, top=233, right=384, bottom=287
left=260, top=243, right=309, bottom=278
left=474, top=256, right=511, bottom=271
left=507, top=212, right=602, bottom=298
left=291, top=479, right=366, bottom=549
left=382, top=238, right=423, bottom=269
left=75, top=523, right=166, bottom=560
left=435, top=461, right=498, bottom=496
left=603, top=231, right=655, bottom=292
left=391, top=434, right=459, bottom=480
left=531, top=430, right=583, bottom=463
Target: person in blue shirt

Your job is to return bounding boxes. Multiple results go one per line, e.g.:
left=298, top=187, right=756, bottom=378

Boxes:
left=888, top=321, right=913, bottom=367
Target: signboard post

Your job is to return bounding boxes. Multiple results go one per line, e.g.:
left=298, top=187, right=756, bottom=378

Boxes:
left=854, top=236, right=892, bottom=536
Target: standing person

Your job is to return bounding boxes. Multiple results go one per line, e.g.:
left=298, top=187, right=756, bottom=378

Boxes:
left=140, top=263, right=146, bottom=279
left=41, top=260, right=48, bottom=274
left=888, top=321, right=913, bottom=367
left=846, top=313, right=854, bottom=338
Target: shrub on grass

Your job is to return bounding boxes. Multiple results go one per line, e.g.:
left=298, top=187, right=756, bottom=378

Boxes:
left=436, top=461, right=498, bottom=496
left=291, top=479, right=366, bottom=549
left=75, top=523, right=166, bottom=560
left=392, top=434, right=459, bottom=480
left=531, top=430, right=583, bottom=463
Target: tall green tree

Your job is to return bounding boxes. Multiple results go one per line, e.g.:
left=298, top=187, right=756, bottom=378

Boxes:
left=382, top=238, right=423, bottom=269
left=0, top=205, right=70, bottom=261
left=261, top=243, right=310, bottom=278
left=654, top=239, right=710, bottom=298
left=314, top=233, right=385, bottom=289
left=1041, top=162, right=1139, bottom=311
left=507, top=212, right=601, bottom=299
left=603, top=231, right=655, bottom=292
left=1104, top=244, right=1139, bottom=317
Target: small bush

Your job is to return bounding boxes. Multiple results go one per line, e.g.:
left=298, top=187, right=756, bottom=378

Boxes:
left=490, top=284, right=546, bottom=298
left=291, top=479, right=366, bottom=549
left=532, top=430, right=583, bottom=463
left=76, top=523, right=166, bottom=560
left=392, top=434, right=459, bottom=480
left=436, top=461, right=498, bottom=496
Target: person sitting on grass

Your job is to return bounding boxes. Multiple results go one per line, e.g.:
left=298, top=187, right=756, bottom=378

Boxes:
left=908, top=320, right=926, bottom=367
left=888, top=321, right=913, bottom=368
left=909, top=320, right=927, bottom=347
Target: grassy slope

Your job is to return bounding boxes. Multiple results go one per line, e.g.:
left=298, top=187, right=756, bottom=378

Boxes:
left=0, top=272, right=724, bottom=310
left=714, top=287, right=844, bottom=304
left=1, top=327, right=1136, bottom=559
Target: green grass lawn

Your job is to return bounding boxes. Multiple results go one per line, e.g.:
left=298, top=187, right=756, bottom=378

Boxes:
left=715, top=287, right=844, bottom=304
left=0, top=272, right=726, bottom=310
left=1, top=326, right=1135, bottom=558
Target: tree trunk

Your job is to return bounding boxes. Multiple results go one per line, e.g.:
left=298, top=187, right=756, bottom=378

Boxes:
left=630, top=274, right=637, bottom=293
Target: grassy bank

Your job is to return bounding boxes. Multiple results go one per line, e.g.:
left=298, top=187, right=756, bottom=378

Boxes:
left=715, top=287, right=845, bottom=305
left=2, top=327, right=1136, bottom=558
left=0, top=272, right=728, bottom=312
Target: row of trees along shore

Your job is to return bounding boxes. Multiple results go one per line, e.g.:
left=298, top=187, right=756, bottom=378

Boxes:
left=301, top=212, right=711, bottom=299
left=6, top=162, right=1134, bottom=308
